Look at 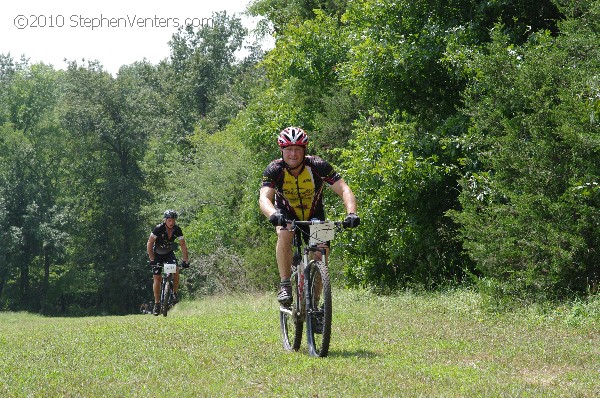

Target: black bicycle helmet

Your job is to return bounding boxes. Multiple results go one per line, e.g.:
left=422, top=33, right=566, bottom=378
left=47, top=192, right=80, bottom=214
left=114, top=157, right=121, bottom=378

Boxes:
left=163, top=209, right=178, bottom=219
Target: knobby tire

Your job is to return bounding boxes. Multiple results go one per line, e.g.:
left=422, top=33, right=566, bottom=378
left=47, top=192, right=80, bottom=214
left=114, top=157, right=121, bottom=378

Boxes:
left=161, top=278, right=170, bottom=317
left=306, top=260, right=332, bottom=357
left=280, top=270, right=303, bottom=351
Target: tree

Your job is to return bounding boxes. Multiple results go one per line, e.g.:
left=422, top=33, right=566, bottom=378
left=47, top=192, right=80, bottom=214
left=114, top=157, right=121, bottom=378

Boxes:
left=60, top=61, right=158, bottom=313
left=248, top=0, right=349, bottom=34
left=260, top=10, right=360, bottom=151
left=452, top=0, right=600, bottom=301
left=166, top=12, right=247, bottom=134
left=0, top=62, right=69, bottom=311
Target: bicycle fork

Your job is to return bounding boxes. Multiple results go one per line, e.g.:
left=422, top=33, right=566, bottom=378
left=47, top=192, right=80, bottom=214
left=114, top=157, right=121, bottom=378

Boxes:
left=161, top=275, right=172, bottom=304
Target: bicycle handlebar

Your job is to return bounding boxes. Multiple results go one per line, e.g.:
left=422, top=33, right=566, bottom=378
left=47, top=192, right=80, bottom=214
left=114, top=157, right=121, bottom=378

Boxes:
left=150, top=261, right=189, bottom=269
left=284, top=219, right=343, bottom=228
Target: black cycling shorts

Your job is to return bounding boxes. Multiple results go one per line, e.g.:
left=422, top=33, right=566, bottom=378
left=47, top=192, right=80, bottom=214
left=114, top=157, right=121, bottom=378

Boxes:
left=152, top=251, right=177, bottom=275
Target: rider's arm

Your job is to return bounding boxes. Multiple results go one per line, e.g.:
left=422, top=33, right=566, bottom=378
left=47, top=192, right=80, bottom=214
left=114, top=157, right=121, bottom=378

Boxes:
left=259, top=186, right=278, bottom=218
left=330, top=178, right=357, bottom=214
left=147, top=233, right=157, bottom=261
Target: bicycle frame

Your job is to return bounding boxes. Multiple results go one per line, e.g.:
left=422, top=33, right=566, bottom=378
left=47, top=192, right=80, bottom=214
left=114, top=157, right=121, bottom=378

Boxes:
left=159, top=262, right=177, bottom=317
left=280, top=219, right=339, bottom=357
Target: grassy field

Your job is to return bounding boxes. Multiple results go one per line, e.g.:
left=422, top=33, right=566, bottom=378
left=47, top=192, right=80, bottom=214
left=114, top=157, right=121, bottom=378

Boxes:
left=1, top=289, right=598, bottom=397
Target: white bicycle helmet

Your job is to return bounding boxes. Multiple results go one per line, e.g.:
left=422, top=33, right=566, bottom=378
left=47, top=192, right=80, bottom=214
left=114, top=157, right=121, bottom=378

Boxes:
left=277, top=127, right=309, bottom=148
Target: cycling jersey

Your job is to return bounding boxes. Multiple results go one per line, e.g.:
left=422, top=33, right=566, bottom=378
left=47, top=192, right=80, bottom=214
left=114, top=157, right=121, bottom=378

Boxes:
left=262, top=156, right=341, bottom=221
left=151, top=223, right=184, bottom=254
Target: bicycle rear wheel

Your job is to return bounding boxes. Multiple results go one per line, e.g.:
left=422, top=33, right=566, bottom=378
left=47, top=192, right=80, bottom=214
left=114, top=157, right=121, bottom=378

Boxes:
left=306, top=260, right=332, bottom=357
left=279, top=270, right=303, bottom=351
left=161, top=278, right=171, bottom=317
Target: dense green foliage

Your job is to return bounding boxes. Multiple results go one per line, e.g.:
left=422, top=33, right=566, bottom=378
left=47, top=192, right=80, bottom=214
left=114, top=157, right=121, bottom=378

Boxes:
left=451, top=2, right=600, bottom=302
left=1, top=1, right=598, bottom=314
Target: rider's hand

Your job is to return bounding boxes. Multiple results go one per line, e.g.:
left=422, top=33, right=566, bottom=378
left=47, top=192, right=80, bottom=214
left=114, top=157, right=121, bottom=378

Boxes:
left=269, top=212, right=286, bottom=227
left=181, top=261, right=190, bottom=269
left=149, top=259, right=157, bottom=267
left=343, top=213, right=360, bottom=228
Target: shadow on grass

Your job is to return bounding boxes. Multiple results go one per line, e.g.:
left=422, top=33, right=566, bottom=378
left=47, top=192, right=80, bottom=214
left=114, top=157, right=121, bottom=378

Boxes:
left=327, top=349, right=379, bottom=359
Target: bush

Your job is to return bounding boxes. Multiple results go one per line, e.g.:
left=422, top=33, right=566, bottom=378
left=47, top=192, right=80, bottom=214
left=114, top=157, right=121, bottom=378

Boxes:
left=453, top=6, right=600, bottom=301
left=339, top=113, right=469, bottom=290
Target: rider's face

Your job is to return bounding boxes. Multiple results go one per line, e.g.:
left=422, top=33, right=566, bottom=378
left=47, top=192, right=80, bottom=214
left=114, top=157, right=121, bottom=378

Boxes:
left=282, top=145, right=305, bottom=168
left=165, top=218, right=176, bottom=228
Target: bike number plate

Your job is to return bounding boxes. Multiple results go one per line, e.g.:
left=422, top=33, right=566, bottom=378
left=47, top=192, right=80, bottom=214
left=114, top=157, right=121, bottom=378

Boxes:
left=309, top=222, right=336, bottom=246
left=163, top=263, right=177, bottom=274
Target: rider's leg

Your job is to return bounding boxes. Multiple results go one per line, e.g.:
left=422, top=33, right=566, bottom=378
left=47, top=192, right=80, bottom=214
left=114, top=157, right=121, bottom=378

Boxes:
left=152, top=275, right=160, bottom=303
left=312, top=244, right=329, bottom=303
left=276, top=225, right=294, bottom=281
left=153, top=274, right=161, bottom=303
left=174, top=269, right=180, bottom=293
left=275, top=225, right=294, bottom=304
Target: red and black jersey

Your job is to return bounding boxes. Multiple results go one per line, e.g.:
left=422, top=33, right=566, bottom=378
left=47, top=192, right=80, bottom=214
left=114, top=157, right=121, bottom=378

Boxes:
left=261, top=156, right=341, bottom=221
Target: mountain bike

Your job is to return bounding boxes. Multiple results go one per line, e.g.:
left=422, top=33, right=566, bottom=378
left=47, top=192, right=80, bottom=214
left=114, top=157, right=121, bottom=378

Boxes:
left=279, top=219, right=341, bottom=357
left=158, top=262, right=178, bottom=317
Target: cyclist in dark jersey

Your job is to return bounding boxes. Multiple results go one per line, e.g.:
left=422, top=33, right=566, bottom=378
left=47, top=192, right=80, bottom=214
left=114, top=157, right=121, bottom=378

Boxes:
left=146, top=209, right=189, bottom=315
left=259, top=127, right=360, bottom=305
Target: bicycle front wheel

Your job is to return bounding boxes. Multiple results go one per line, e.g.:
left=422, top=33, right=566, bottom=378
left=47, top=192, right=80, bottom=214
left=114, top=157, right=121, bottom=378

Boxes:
left=280, top=271, right=303, bottom=351
left=306, top=260, right=332, bottom=357
left=161, top=279, right=171, bottom=317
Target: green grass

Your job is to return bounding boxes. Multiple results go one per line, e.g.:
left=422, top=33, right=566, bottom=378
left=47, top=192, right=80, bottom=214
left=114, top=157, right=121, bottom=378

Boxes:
left=1, top=289, right=598, bottom=397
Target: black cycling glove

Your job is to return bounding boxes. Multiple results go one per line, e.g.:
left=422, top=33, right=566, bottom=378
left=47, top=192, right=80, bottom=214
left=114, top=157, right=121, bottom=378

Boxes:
left=181, top=261, right=190, bottom=269
left=269, top=212, right=287, bottom=227
left=343, top=213, right=360, bottom=228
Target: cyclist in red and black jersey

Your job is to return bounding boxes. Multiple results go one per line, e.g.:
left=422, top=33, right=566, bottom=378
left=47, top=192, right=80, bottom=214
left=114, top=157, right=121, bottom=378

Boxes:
left=259, top=127, right=360, bottom=305
left=146, top=209, right=189, bottom=315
